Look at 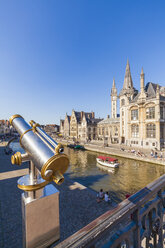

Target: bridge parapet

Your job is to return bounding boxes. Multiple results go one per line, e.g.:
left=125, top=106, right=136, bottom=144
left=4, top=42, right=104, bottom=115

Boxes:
left=55, top=174, right=165, bottom=248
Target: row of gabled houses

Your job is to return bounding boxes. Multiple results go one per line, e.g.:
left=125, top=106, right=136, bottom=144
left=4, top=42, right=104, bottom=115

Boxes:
left=60, top=110, right=120, bottom=144
left=60, top=110, right=103, bottom=142
left=0, top=120, right=14, bottom=137
left=60, top=60, right=165, bottom=150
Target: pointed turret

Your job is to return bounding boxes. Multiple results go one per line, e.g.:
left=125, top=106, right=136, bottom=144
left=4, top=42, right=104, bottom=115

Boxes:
left=156, top=84, right=160, bottom=99
left=111, top=78, right=117, bottom=118
left=111, top=78, right=117, bottom=96
left=138, top=67, right=146, bottom=101
left=123, top=59, right=133, bottom=90
left=140, top=67, right=145, bottom=92
left=112, top=78, right=115, bottom=87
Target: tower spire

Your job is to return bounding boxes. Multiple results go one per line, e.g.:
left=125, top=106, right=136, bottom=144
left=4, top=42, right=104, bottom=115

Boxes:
left=139, top=67, right=146, bottom=100
left=112, top=78, right=115, bottom=88
left=140, top=67, right=145, bottom=92
left=123, top=59, right=133, bottom=89
left=111, top=78, right=117, bottom=95
left=111, top=78, right=117, bottom=119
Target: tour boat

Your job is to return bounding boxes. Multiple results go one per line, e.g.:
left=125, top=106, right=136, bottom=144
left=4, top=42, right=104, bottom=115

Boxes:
left=96, top=156, right=119, bottom=168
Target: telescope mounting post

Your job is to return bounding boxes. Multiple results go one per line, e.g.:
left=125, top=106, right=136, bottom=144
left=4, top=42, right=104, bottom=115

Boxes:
left=9, top=114, right=69, bottom=248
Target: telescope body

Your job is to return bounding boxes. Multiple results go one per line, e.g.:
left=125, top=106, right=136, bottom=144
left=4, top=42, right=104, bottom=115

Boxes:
left=12, top=117, right=55, bottom=170
left=9, top=114, right=68, bottom=248
left=10, top=115, right=69, bottom=185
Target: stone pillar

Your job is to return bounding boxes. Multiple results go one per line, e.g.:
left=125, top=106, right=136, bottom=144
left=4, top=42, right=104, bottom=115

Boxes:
left=156, top=121, right=160, bottom=150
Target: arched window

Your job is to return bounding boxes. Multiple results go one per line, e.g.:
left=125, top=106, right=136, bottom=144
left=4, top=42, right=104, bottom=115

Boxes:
left=131, top=125, right=139, bottom=137
left=146, top=124, right=156, bottom=138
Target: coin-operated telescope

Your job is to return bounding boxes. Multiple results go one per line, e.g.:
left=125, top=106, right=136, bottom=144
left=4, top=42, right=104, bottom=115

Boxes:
left=9, top=114, right=69, bottom=248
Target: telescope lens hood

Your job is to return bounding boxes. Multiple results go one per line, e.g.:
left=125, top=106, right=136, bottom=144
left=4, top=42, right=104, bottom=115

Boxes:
left=9, top=114, right=24, bottom=125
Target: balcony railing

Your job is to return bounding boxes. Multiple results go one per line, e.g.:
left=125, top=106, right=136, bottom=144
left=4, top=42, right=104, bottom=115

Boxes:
left=55, top=174, right=165, bottom=248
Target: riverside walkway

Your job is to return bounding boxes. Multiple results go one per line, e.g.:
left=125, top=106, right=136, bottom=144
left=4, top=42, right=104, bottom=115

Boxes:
left=0, top=144, right=115, bottom=248
left=58, top=138, right=165, bottom=166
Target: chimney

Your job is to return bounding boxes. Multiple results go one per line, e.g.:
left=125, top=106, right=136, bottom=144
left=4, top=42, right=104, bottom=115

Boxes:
left=107, top=115, right=110, bottom=119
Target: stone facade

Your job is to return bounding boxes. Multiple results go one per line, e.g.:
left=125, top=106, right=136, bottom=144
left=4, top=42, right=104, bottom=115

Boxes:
left=79, top=113, right=102, bottom=142
left=0, top=120, right=11, bottom=136
left=97, top=78, right=120, bottom=145
left=60, top=119, right=64, bottom=136
left=69, top=110, right=100, bottom=141
left=70, top=110, right=82, bottom=140
left=59, top=61, right=165, bottom=150
left=63, top=114, right=70, bottom=138
left=111, top=79, right=117, bottom=119
left=119, top=61, right=165, bottom=150
left=44, top=124, right=59, bottom=135
left=60, top=110, right=102, bottom=141
left=97, top=116, right=120, bottom=145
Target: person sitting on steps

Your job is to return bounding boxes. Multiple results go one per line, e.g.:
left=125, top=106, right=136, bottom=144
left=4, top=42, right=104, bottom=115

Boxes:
left=104, top=192, right=111, bottom=203
left=97, top=189, right=104, bottom=202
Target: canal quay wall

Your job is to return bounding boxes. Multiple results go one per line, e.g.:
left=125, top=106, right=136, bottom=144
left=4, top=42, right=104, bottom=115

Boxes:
left=59, top=139, right=165, bottom=166
left=0, top=143, right=115, bottom=248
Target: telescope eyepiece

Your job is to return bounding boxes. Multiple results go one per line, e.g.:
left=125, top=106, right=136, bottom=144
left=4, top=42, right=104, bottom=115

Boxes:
left=53, top=171, right=64, bottom=185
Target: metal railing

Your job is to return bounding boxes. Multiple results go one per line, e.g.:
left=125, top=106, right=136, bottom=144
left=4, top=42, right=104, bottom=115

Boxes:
left=55, top=174, right=165, bottom=248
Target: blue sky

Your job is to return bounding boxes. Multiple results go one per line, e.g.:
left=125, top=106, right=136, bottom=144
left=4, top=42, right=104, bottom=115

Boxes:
left=0, top=0, right=165, bottom=124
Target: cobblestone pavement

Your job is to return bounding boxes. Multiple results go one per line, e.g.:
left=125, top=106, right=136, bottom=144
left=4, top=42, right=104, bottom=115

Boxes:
left=0, top=146, right=116, bottom=248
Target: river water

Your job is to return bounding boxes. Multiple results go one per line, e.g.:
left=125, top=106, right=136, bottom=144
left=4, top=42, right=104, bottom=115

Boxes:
left=10, top=142, right=165, bottom=202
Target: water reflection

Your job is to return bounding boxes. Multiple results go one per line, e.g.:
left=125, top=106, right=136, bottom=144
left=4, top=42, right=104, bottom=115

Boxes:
left=64, top=147, right=165, bottom=201
left=9, top=142, right=165, bottom=202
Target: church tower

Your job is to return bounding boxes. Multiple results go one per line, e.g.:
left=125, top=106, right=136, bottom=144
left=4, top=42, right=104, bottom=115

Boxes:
left=111, top=78, right=117, bottom=118
left=119, top=60, right=138, bottom=144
